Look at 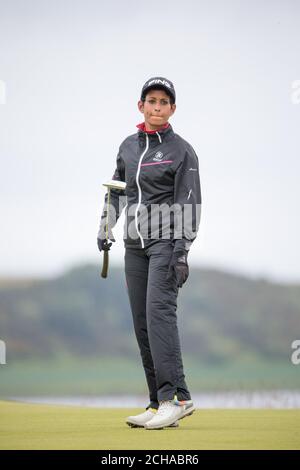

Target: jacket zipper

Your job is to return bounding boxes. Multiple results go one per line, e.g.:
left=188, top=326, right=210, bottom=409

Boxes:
left=135, top=134, right=149, bottom=248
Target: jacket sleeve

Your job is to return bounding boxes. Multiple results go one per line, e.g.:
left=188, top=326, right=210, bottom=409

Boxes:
left=97, top=148, right=127, bottom=240
left=173, top=145, right=202, bottom=252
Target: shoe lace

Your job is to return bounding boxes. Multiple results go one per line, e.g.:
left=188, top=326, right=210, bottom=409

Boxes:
left=156, top=400, right=173, bottom=416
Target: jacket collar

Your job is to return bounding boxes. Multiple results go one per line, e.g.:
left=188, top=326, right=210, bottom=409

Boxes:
left=136, top=121, right=174, bottom=145
left=136, top=122, right=170, bottom=134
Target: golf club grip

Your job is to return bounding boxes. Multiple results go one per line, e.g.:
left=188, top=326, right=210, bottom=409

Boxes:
left=101, top=250, right=109, bottom=278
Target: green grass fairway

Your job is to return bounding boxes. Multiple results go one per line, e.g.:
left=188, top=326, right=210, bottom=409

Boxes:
left=0, top=400, right=299, bottom=450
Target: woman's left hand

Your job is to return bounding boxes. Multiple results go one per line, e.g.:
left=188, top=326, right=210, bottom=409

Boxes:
left=166, top=249, right=189, bottom=288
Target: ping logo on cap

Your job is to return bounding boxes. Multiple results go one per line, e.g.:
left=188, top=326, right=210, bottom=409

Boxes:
left=147, top=79, right=172, bottom=89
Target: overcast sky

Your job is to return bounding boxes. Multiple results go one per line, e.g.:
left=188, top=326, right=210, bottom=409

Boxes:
left=0, top=0, right=299, bottom=282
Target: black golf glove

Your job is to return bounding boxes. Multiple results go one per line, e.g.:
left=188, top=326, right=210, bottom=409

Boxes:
left=97, top=237, right=115, bottom=252
left=167, top=249, right=189, bottom=288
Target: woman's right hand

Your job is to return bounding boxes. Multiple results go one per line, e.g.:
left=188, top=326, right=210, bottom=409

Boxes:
left=97, top=237, right=115, bottom=252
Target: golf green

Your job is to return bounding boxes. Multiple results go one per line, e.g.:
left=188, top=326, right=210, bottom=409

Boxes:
left=0, top=400, right=299, bottom=450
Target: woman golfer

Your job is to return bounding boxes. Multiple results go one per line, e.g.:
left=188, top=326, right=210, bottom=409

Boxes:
left=97, top=77, right=202, bottom=430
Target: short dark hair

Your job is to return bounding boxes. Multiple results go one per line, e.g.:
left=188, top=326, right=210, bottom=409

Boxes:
left=141, top=86, right=175, bottom=105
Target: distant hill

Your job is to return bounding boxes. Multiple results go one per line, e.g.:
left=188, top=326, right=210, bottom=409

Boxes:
left=0, top=264, right=299, bottom=363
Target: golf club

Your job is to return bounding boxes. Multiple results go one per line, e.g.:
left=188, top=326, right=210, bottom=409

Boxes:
left=101, top=180, right=126, bottom=279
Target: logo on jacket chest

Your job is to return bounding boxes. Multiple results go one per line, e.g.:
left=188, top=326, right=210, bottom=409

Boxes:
left=153, top=151, right=164, bottom=162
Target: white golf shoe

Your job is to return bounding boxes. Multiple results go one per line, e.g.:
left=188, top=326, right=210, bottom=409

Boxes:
left=144, top=397, right=195, bottom=430
left=126, top=408, right=178, bottom=428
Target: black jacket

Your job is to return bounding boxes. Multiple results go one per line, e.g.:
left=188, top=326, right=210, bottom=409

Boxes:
left=98, top=123, right=202, bottom=251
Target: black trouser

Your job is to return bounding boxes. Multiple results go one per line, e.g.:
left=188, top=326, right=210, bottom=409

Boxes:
left=124, top=239, right=191, bottom=409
